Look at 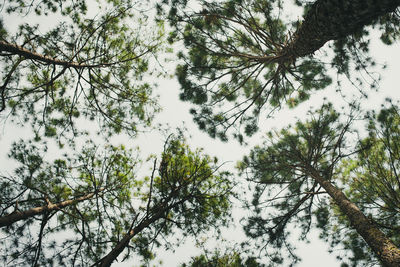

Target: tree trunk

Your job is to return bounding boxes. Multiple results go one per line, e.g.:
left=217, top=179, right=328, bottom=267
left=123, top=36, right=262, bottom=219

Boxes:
left=96, top=209, right=165, bottom=267
left=0, top=40, right=90, bottom=68
left=308, top=168, right=400, bottom=267
left=280, top=0, right=400, bottom=59
left=0, top=189, right=104, bottom=228
left=95, top=187, right=192, bottom=267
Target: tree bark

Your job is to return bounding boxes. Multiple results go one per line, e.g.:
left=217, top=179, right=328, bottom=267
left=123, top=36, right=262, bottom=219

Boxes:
left=95, top=193, right=190, bottom=267
left=0, top=40, right=92, bottom=68
left=280, top=0, right=400, bottom=59
left=308, top=167, right=400, bottom=267
left=96, top=208, right=166, bottom=267
left=0, top=188, right=104, bottom=228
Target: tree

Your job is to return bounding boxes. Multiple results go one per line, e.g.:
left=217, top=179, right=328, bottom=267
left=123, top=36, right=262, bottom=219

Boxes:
left=94, top=136, right=233, bottom=266
left=0, top=136, right=233, bottom=266
left=180, top=249, right=264, bottom=267
left=159, top=0, right=400, bottom=140
left=0, top=187, right=106, bottom=228
left=1, top=2, right=235, bottom=266
left=0, top=0, right=164, bottom=142
left=278, top=0, right=400, bottom=58
left=316, top=103, right=400, bottom=266
left=238, top=104, right=400, bottom=266
left=0, top=140, right=141, bottom=266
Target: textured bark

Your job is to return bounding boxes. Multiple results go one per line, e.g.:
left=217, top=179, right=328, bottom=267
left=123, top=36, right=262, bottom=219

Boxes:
left=96, top=209, right=165, bottom=267
left=0, top=40, right=143, bottom=68
left=96, top=194, right=190, bottom=267
left=0, top=40, right=92, bottom=68
left=308, top=168, right=400, bottom=267
left=280, top=0, right=400, bottom=59
left=0, top=189, right=104, bottom=228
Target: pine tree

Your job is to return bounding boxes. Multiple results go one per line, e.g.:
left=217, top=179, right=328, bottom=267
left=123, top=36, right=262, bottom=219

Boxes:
left=0, top=0, right=164, bottom=142
left=94, top=136, right=233, bottom=266
left=238, top=104, right=400, bottom=266
left=0, top=136, right=233, bottom=266
left=0, top=140, right=141, bottom=266
left=161, top=0, right=400, bottom=140
left=316, top=103, right=400, bottom=266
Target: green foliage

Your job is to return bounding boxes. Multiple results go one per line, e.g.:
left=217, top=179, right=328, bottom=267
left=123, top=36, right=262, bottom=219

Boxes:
left=0, top=0, right=164, bottom=142
left=318, top=103, right=400, bottom=266
left=331, top=4, right=400, bottom=80
left=93, top=135, right=234, bottom=265
left=0, top=139, right=140, bottom=266
left=238, top=103, right=357, bottom=265
left=160, top=0, right=400, bottom=141
left=181, top=249, right=264, bottom=267
left=0, top=135, right=233, bottom=266
left=240, top=102, right=400, bottom=265
left=1, top=1, right=235, bottom=265
left=153, top=136, right=233, bottom=234
left=378, top=13, right=400, bottom=45
left=5, top=0, right=87, bottom=16
left=166, top=0, right=331, bottom=140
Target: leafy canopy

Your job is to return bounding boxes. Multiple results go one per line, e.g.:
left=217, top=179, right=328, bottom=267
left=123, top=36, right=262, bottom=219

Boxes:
left=317, top=103, right=400, bottom=266
left=160, top=0, right=400, bottom=141
left=0, top=0, right=165, bottom=143
left=0, top=140, right=140, bottom=266
left=238, top=104, right=359, bottom=265
left=0, top=136, right=234, bottom=266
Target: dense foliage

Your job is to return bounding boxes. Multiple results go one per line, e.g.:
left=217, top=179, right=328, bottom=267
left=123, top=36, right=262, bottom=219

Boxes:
left=0, top=1, right=235, bottom=265
left=1, top=0, right=400, bottom=266
left=0, top=136, right=233, bottom=266
left=318, top=104, right=400, bottom=266
left=181, top=249, right=264, bottom=267
left=239, top=104, right=400, bottom=266
left=0, top=140, right=141, bottom=265
left=160, top=0, right=400, bottom=140
left=96, top=136, right=234, bottom=266
left=238, top=104, right=351, bottom=265
left=0, top=0, right=164, bottom=143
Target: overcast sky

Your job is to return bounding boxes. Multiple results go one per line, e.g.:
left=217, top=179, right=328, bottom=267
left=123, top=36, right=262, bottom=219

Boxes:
left=1, top=1, right=400, bottom=266
left=139, top=27, right=400, bottom=267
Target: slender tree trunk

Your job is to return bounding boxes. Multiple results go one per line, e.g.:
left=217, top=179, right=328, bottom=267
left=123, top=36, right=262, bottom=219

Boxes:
left=96, top=208, right=166, bottom=267
left=95, top=194, right=190, bottom=267
left=0, top=40, right=149, bottom=69
left=308, top=167, right=400, bottom=267
left=0, top=188, right=104, bottom=228
left=0, top=40, right=90, bottom=68
left=280, top=0, right=400, bottom=59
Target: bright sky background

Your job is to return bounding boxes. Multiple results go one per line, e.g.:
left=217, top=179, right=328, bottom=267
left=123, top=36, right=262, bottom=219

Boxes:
left=131, top=27, right=400, bottom=267
left=113, top=30, right=400, bottom=266
left=1, top=1, right=400, bottom=266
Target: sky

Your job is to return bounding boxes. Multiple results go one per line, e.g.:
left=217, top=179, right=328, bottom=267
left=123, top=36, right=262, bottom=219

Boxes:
left=114, top=30, right=400, bottom=266
left=1, top=1, right=400, bottom=266
left=127, top=22, right=400, bottom=267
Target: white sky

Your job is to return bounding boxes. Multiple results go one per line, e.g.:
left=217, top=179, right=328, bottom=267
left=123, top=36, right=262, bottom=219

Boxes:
left=132, top=26, right=400, bottom=267
left=1, top=1, right=400, bottom=266
left=113, top=31, right=400, bottom=266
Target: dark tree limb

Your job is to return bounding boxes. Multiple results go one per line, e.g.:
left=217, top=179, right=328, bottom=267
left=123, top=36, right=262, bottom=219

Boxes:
left=0, top=188, right=105, bottom=228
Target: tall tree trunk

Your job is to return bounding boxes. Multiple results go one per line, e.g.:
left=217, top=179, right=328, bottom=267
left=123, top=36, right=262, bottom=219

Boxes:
left=95, top=195, right=189, bottom=267
left=0, top=40, right=90, bottom=68
left=280, top=0, right=400, bottom=59
left=0, top=40, right=146, bottom=68
left=96, top=208, right=166, bottom=267
left=307, top=167, right=400, bottom=267
left=0, top=188, right=104, bottom=228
